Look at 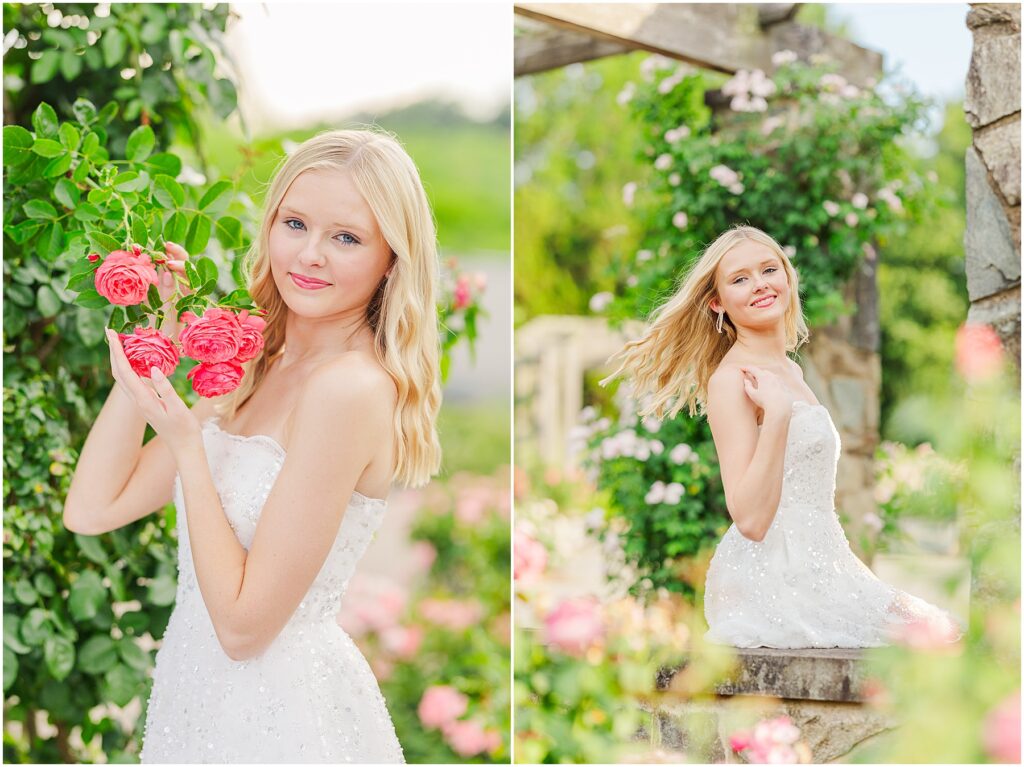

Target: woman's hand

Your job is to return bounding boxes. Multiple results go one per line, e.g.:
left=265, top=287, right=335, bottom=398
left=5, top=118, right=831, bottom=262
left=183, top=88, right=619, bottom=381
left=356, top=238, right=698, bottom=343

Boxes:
left=738, top=365, right=795, bottom=417
left=106, top=327, right=201, bottom=460
left=156, top=241, right=194, bottom=343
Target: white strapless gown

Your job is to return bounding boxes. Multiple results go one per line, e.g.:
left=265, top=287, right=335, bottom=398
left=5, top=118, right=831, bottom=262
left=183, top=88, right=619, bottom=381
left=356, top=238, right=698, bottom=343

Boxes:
left=140, top=417, right=404, bottom=763
left=704, top=400, right=964, bottom=649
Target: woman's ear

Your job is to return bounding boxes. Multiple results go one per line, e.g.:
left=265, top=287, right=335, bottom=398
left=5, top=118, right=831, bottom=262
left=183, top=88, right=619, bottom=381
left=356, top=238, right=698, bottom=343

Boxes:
left=709, top=297, right=720, bottom=313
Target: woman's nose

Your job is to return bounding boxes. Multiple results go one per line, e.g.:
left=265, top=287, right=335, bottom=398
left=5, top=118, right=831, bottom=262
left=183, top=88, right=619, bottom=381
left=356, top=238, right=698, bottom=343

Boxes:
left=297, top=239, right=326, bottom=267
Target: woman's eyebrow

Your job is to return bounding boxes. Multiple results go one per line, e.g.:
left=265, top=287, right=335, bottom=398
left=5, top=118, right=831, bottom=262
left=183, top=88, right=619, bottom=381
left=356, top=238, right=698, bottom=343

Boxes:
left=278, top=206, right=370, bottom=236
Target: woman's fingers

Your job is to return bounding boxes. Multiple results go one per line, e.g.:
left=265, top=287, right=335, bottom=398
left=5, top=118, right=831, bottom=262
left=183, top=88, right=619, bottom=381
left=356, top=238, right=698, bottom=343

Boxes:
left=164, top=241, right=189, bottom=259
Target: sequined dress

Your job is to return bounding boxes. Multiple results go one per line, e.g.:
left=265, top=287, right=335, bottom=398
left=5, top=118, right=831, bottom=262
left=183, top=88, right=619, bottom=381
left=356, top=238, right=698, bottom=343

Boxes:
left=704, top=401, right=964, bottom=649
left=140, top=417, right=404, bottom=763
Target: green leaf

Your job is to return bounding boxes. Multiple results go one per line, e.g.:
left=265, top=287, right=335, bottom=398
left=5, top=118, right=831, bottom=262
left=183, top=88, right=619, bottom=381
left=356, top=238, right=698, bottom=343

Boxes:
left=77, top=306, right=108, bottom=347
left=3, top=125, right=34, bottom=167
left=113, top=171, right=145, bottom=192
left=153, top=174, right=185, bottom=209
left=32, top=138, right=65, bottom=158
left=131, top=214, right=148, bottom=246
left=125, top=125, right=155, bottom=163
left=103, top=664, right=138, bottom=707
left=42, top=152, right=73, bottom=178
left=72, top=157, right=91, bottom=183
left=59, top=49, right=82, bottom=81
left=74, top=287, right=110, bottom=309
left=32, top=102, right=59, bottom=138
left=20, top=608, right=52, bottom=647
left=81, top=131, right=100, bottom=158
left=117, top=638, right=151, bottom=672
left=118, top=611, right=149, bottom=635
left=186, top=213, right=211, bottom=254
left=87, top=230, right=121, bottom=254
left=145, top=152, right=182, bottom=177
left=58, top=122, right=80, bottom=151
left=73, top=203, right=101, bottom=223
left=101, top=28, right=127, bottom=69
left=13, top=579, right=36, bottom=605
left=36, top=285, right=61, bottom=316
left=53, top=178, right=81, bottom=209
left=69, top=570, right=106, bottom=622
left=5, top=219, right=44, bottom=244
left=24, top=199, right=57, bottom=220
left=214, top=215, right=244, bottom=249
left=75, top=534, right=108, bottom=564
left=72, top=98, right=98, bottom=125
left=30, top=51, right=60, bottom=85
left=184, top=258, right=201, bottom=290
left=32, top=573, right=56, bottom=598
left=97, top=100, right=118, bottom=124
left=78, top=635, right=118, bottom=674
left=42, top=220, right=64, bottom=261
left=3, top=647, right=17, bottom=692
left=195, top=256, right=218, bottom=285
left=44, top=636, right=75, bottom=681
left=147, top=574, right=177, bottom=606
left=109, top=306, right=127, bottom=332
left=198, top=180, right=232, bottom=212
left=164, top=210, right=189, bottom=244
left=4, top=617, right=30, bottom=655
left=220, top=287, right=253, bottom=307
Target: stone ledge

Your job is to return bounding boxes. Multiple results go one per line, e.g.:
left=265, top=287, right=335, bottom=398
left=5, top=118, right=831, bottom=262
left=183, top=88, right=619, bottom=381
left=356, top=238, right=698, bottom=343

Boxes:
left=659, top=647, right=868, bottom=703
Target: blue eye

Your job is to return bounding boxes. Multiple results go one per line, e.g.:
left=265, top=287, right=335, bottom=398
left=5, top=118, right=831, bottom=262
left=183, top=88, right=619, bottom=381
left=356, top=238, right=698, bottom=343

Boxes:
left=283, top=218, right=305, bottom=231
left=734, top=267, right=778, bottom=283
left=335, top=232, right=360, bottom=246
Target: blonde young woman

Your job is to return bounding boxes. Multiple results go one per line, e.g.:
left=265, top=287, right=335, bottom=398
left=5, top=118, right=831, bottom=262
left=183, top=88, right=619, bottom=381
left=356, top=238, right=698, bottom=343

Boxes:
left=606, top=224, right=962, bottom=649
left=63, top=130, right=442, bottom=762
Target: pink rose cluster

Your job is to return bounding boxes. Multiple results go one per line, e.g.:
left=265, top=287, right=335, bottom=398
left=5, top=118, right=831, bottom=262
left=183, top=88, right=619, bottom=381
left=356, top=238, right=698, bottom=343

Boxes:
left=417, top=685, right=501, bottom=758
left=86, top=245, right=267, bottom=398
left=730, top=716, right=811, bottom=763
left=543, top=596, right=604, bottom=657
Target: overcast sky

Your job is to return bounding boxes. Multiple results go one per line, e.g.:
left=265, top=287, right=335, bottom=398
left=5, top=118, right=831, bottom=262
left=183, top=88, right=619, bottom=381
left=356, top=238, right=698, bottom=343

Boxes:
left=224, top=3, right=511, bottom=133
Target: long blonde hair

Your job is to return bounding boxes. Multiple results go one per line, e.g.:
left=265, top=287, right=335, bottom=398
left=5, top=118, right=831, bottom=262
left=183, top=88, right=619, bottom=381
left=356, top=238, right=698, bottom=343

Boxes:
left=603, top=225, right=810, bottom=419
left=220, top=129, right=442, bottom=488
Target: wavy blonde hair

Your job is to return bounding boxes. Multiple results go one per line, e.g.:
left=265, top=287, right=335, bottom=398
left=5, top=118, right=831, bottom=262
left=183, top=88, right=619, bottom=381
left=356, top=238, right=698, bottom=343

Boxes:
left=603, top=224, right=810, bottom=419
left=219, top=129, right=442, bottom=488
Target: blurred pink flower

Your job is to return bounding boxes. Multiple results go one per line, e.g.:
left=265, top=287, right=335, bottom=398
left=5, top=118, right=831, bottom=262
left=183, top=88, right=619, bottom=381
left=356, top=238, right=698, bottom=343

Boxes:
left=889, top=615, right=962, bottom=651
left=370, top=657, right=394, bottom=682
left=456, top=486, right=492, bottom=524
left=955, top=323, right=1004, bottom=382
left=514, top=528, right=548, bottom=583
left=543, top=597, right=604, bottom=656
left=731, top=715, right=809, bottom=763
left=442, top=718, right=502, bottom=757
left=337, top=576, right=407, bottom=637
left=622, top=182, right=638, bottom=206
left=490, top=611, right=512, bottom=646
left=380, top=624, right=424, bottom=660
left=411, top=540, right=437, bottom=573
left=672, top=211, right=689, bottom=229
left=418, top=685, right=468, bottom=729
left=420, top=598, right=484, bottom=631
left=454, top=274, right=472, bottom=309
left=983, top=690, right=1021, bottom=763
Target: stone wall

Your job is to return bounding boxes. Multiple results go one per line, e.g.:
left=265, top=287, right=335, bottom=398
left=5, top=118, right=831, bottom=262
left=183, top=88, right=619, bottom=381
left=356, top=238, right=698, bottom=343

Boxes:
left=964, top=3, right=1021, bottom=376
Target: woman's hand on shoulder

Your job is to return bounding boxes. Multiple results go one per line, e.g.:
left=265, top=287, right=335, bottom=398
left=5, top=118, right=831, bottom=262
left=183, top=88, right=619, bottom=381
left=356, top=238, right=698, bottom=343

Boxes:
left=737, top=365, right=795, bottom=417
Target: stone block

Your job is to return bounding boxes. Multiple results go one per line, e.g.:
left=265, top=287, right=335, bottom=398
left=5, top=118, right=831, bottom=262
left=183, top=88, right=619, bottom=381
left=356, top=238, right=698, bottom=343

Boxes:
left=965, top=34, right=1021, bottom=128
left=966, top=285, right=1021, bottom=372
left=975, top=119, right=1021, bottom=206
left=967, top=3, right=1021, bottom=35
left=965, top=147, right=1020, bottom=301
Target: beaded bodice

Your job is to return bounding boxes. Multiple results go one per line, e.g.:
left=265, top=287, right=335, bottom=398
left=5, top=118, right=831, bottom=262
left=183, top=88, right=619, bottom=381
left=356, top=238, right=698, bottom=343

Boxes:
left=773, top=400, right=839, bottom=513
left=171, top=417, right=388, bottom=627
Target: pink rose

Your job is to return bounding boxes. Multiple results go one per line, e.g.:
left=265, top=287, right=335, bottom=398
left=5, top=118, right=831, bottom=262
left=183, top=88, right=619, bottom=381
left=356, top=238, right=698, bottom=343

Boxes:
left=179, top=308, right=243, bottom=364
left=955, top=323, right=1004, bottom=382
left=94, top=249, right=159, bottom=306
left=419, top=598, right=484, bottom=631
left=514, top=528, right=548, bottom=583
left=453, top=274, right=472, bottom=309
left=983, top=690, right=1021, bottom=763
left=417, top=685, right=468, bottom=729
left=442, top=718, right=501, bottom=757
left=543, top=597, right=603, bottom=657
left=119, top=327, right=180, bottom=379
left=187, top=360, right=244, bottom=398
left=411, top=540, right=437, bottom=573
left=381, top=625, right=423, bottom=660
left=233, top=309, right=267, bottom=363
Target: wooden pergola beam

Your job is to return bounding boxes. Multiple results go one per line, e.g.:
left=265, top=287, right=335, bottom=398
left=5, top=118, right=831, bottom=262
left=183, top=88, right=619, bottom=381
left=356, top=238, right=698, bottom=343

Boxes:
left=514, top=3, right=882, bottom=83
left=515, top=17, right=636, bottom=75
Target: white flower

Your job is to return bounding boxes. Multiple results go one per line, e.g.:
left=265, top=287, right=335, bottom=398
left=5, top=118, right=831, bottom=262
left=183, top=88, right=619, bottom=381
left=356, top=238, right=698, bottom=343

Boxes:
left=669, top=444, right=693, bottom=464
left=617, top=81, right=636, bottom=106
left=722, top=70, right=750, bottom=98
left=877, top=187, right=904, bottom=214
left=730, top=94, right=752, bottom=112
left=672, top=211, right=689, bottom=229
left=728, top=183, right=745, bottom=195
left=664, top=482, right=685, bottom=505
left=655, top=153, right=673, bottom=171
left=845, top=212, right=859, bottom=227
left=589, top=291, right=614, bottom=312
left=177, top=165, right=207, bottom=186
left=851, top=192, right=869, bottom=209
left=863, top=511, right=883, bottom=533
left=862, top=242, right=877, bottom=261
left=642, top=415, right=662, bottom=433
left=658, top=72, right=684, bottom=94
left=668, top=173, right=682, bottom=187
left=649, top=440, right=664, bottom=455
left=823, top=200, right=840, bottom=217
left=819, top=73, right=847, bottom=92
left=771, top=49, right=798, bottom=66
left=634, top=443, right=651, bottom=461
left=622, top=181, right=638, bottom=207
left=783, top=245, right=796, bottom=258
left=626, top=275, right=639, bottom=287
left=840, top=84, right=861, bottom=100
left=760, top=115, right=786, bottom=136
left=645, top=481, right=666, bottom=505
left=636, top=249, right=653, bottom=262
left=748, top=96, right=768, bottom=112
left=748, top=69, right=777, bottom=98
left=710, top=165, right=740, bottom=187
left=579, top=406, right=597, bottom=423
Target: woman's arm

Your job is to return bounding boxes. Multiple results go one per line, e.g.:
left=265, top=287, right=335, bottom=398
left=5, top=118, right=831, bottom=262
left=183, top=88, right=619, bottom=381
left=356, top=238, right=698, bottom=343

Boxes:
left=142, top=353, right=395, bottom=660
left=706, top=365, right=792, bottom=542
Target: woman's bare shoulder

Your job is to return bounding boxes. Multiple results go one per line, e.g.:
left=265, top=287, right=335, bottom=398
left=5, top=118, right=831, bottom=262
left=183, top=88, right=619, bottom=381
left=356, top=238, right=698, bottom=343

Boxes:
left=305, top=352, right=397, bottom=410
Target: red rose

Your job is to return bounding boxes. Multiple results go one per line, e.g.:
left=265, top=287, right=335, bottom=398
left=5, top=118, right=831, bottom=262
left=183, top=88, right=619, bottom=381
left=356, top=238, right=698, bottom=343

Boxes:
left=179, top=308, right=242, bottom=364
left=119, top=327, right=179, bottom=379
left=94, top=249, right=159, bottom=306
left=233, top=310, right=267, bottom=363
left=87, top=252, right=100, bottom=263
left=187, top=361, right=244, bottom=398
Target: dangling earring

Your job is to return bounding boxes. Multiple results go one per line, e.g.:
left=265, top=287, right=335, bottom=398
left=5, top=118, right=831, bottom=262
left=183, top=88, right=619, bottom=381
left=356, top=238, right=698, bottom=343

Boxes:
left=716, top=310, right=725, bottom=334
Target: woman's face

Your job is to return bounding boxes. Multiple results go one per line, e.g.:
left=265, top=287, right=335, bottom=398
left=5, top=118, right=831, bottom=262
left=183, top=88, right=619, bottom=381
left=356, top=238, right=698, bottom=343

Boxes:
left=710, top=240, right=790, bottom=329
left=268, top=168, right=393, bottom=321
